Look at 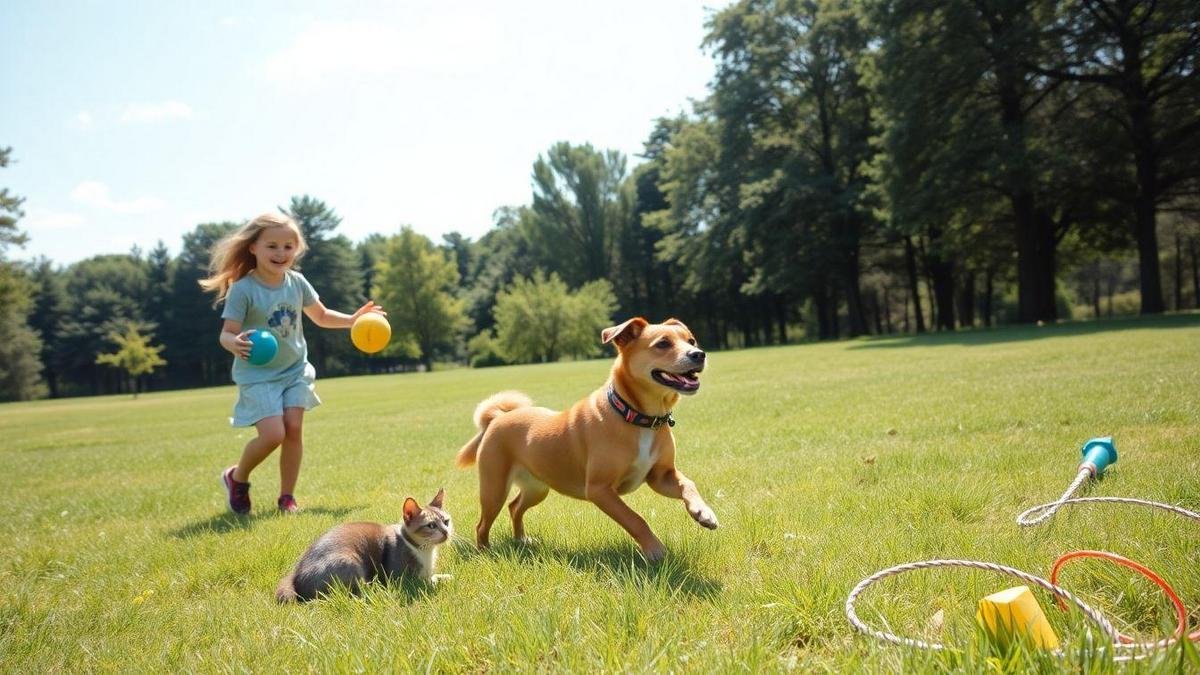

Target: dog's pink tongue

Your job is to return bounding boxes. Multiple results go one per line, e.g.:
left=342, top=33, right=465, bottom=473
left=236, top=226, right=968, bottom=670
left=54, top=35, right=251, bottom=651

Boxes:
left=669, top=372, right=699, bottom=387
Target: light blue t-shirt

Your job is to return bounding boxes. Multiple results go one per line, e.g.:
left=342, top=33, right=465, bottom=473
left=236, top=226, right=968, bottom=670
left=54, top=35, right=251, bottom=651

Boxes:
left=221, top=270, right=319, bottom=385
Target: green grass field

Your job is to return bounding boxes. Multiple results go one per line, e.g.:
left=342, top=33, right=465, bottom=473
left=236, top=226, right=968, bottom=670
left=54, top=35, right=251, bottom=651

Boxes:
left=3, top=315, right=1199, bottom=673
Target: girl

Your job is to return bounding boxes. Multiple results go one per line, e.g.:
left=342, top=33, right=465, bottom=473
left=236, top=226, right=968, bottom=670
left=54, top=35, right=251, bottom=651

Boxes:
left=200, top=212, right=385, bottom=514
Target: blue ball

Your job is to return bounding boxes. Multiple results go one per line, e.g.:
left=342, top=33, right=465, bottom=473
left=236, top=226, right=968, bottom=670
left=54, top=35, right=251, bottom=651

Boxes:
left=247, top=329, right=278, bottom=366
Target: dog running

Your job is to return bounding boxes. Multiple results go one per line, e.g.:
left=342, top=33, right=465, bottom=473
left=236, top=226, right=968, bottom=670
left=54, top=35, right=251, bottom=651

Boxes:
left=456, top=317, right=717, bottom=561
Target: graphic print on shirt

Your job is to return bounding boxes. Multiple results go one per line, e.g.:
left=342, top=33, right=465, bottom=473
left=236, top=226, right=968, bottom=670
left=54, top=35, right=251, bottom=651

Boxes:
left=268, top=304, right=300, bottom=339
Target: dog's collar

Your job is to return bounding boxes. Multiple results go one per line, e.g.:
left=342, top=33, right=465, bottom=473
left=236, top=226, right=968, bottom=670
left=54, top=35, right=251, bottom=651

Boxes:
left=607, top=387, right=675, bottom=429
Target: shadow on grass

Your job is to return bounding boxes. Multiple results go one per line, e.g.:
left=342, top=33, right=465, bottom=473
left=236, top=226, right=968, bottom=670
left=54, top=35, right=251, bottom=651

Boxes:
left=849, top=313, right=1199, bottom=350
left=288, top=570, right=443, bottom=607
left=169, top=505, right=358, bottom=539
left=453, top=537, right=723, bottom=600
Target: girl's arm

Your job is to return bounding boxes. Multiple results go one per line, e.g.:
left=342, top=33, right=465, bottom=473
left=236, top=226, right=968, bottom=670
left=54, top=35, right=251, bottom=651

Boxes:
left=219, top=319, right=252, bottom=359
left=303, top=300, right=386, bottom=329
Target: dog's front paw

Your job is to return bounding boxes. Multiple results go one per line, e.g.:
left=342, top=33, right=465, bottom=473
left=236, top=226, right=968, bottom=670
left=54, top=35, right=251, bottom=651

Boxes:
left=429, top=574, right=454, bottom=585
left=689, top=504, right=719, bottom=530
left=640, top=539, right=667, bottom=562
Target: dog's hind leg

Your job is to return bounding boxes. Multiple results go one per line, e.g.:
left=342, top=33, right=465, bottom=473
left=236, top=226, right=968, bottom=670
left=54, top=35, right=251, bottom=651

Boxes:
left=474, top=445, right=512, bottom=550
left=508, top=476, right=549, bottom=544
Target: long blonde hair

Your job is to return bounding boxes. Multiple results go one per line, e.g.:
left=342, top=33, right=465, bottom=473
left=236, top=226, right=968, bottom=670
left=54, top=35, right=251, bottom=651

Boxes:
left=199, top=212, right=307, bottom=304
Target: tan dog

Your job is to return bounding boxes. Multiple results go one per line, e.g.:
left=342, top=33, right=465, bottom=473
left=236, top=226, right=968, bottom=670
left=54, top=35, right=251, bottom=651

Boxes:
left=456, top=317, right=717, bottom=560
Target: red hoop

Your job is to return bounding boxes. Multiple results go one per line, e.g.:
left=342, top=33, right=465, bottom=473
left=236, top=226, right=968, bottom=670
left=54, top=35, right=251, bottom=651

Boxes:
left=1050, top=550, right=1193, bottom=644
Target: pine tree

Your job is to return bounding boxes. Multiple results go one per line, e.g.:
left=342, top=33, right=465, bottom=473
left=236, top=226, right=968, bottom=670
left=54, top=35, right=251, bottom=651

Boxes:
left=0, top=147, right=46, bottom=401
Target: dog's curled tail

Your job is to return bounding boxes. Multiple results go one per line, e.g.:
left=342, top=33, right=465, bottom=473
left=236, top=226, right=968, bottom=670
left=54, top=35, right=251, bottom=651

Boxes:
left=275, top=571, right=299, bottom=603
left=455, top=391, right=533, bottom=468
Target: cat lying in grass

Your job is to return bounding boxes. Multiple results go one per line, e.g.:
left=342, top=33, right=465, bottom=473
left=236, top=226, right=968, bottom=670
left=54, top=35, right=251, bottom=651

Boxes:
left=276, top=489, right=452, bottom=602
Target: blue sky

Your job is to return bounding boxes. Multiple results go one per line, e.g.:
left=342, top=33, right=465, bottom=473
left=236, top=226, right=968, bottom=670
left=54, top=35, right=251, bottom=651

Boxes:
left=1, top=1, right=727, bottom=265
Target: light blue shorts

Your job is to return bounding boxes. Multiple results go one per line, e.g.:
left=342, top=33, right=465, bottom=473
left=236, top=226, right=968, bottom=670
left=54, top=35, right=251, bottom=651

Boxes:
left=230, top=363, right=321, bottom=427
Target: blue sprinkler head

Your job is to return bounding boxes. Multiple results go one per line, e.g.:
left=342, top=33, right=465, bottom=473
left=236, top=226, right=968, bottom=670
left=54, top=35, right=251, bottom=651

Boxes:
left=1079, top=437, right=1117, bottom=477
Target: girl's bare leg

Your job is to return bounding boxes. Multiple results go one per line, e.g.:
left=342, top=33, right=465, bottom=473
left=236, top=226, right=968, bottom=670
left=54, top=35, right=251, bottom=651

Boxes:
left=233, top=416, right=285, bottom=482
left=279, top=407, right=304, bottom=496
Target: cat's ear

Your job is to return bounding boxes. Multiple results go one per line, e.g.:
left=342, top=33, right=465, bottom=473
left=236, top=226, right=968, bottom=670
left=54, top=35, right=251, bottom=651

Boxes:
left=402, top=497, right=420, bottom=523
left=430, top=488, right=445, bottom=509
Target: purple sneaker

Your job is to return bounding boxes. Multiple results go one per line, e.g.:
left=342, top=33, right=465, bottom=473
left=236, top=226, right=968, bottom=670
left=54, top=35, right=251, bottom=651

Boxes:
left=277, top=494, right=299, bottom=514
left=221, top=466, right=251, bottom=514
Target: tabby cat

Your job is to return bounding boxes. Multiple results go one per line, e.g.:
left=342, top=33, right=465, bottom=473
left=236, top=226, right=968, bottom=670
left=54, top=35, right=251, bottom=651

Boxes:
left=276, top=489, right=451, bottom=602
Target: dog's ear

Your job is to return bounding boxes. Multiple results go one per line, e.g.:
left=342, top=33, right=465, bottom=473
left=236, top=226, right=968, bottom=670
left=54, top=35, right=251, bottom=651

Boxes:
left=663, top=318, right=690, bottom=333
left=403, top=497, right=420, bottom=523
left=429, top=488, right=445, bottom=509
left=601, top=317, right=648, bottom=347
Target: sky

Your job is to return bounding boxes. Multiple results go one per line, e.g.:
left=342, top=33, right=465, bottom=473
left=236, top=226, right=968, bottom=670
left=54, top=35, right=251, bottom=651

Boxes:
left=1, top=1, right=729, bottom=266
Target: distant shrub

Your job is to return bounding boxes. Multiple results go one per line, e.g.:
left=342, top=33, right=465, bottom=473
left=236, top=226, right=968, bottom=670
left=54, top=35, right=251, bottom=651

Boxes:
left=467, top=331, right=508, bottom=368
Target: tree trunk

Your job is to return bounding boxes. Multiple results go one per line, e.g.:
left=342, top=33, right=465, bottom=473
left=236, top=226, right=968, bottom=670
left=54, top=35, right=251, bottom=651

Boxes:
left=904, top=236, right=926, bottom=333
left=812, top=285, right=833, bottom=340
left=1174, top=232, right=1183, bottom=311
left=829, top=283, right=840, bottom=338
left=776, top=296, right=788, bottom=344
left=995, top=59, right=1057, bottom=323
left=957, top=270, right=976, bottom=328
left=982, top=268, right=994, bottom=328
left=883, top=286, right=894, bottom=333
left=843, top=240, right=869, bottom=337
left=871, top=289, right=883, bottom=334
left=928, top=254, right=956, bottom=332
left=1119, top=28, right=1165, bottom=315
left=1191, top=236, right=1199, bottom=309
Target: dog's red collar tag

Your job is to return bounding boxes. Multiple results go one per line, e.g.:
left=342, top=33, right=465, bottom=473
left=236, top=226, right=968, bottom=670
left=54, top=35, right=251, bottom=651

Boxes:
left=607, top=387, right=675, bottom=429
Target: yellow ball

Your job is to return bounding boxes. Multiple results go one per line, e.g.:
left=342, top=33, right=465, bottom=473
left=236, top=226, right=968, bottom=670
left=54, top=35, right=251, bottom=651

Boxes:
left=351, top=313, right=391, bottom=354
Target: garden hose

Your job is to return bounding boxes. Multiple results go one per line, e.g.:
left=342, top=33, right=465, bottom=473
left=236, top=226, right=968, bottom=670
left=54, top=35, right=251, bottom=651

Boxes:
left=844, top=437, right=1200, bottom=661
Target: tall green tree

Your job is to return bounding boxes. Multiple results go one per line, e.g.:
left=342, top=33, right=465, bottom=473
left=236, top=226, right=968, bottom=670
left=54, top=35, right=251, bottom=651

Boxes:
left=374, top=227, right=469, bottom=371
left=463, top=207, right=538, bottom=333
left=57, top=256, right=147, bottom=395
left=524, top=142, right=631, bottom=288
left=869, top=0, right=1082, bottom=324
left=174, top=222, right=238, bottom=387
left=703, top=0, right=880, bottom=338
left=647, top=115, right=746, bottom=347
left=622, top=117, right=686, bottom=322
left=493, top=271, right=616, bottom=363
left=0, top=146, right=45, bottom=401
left=95, top=322, right=167, bottom=397
left=285, top=196, right=364, bottom=375
left=1030, top=0, right=1200, bottom=314
left=28, top=259, right=67, bottom=397
left=441, top=231, right=473, bottom=290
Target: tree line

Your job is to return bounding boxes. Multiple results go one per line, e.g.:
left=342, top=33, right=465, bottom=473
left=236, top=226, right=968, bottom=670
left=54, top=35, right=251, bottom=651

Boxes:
left=1, top=0, right=1198, bottom=401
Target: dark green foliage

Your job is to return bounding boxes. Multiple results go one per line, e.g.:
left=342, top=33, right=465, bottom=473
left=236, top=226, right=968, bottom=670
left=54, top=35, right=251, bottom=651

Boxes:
left=524, top=142, right=631, bottom=288
left=168, top=222, right=238, bottom=388
left=0, top=147, right=45, bottom=401
left=28, top=259, right=67, bottom=397
left=373, top=227, right=469, bottom=371
left=285, top=196, right=364, bottom=375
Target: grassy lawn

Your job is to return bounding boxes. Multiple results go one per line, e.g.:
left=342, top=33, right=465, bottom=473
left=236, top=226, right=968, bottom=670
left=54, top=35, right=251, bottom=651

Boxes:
left=2, top=314, right=1198, bottom=672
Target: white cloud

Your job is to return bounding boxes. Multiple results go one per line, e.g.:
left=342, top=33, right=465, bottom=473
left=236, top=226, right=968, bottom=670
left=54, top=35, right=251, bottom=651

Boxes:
left=119, top=101, right=194, bottom=124
left=260, top=16, right=496, bottom=85
left=70, top=181, right=165, bottom=214
left=23, top=207, right=86, bottom=231
left=72, top=111, right=94, bottom=129
left=221, top=16, right=239, bottom=27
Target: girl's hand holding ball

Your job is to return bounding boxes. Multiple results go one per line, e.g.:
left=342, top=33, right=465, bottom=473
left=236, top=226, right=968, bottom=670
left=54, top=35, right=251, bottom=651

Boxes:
left=350, top=301, right=390, bottom=354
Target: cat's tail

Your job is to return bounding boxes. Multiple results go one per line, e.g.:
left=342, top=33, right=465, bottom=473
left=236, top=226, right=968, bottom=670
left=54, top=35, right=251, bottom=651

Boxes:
left=455, top=391, right=533, bottom=468
left=275, top=571, right=299, bottom=603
